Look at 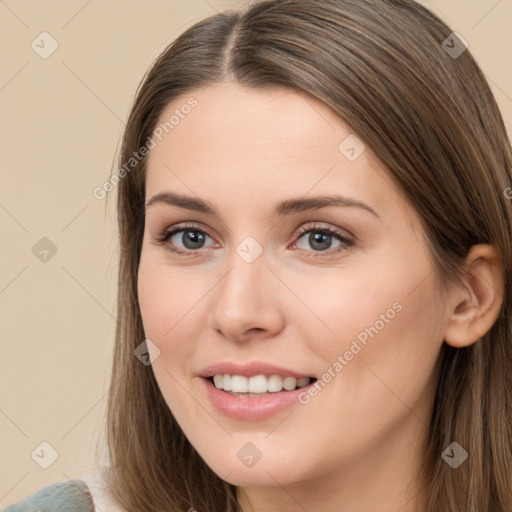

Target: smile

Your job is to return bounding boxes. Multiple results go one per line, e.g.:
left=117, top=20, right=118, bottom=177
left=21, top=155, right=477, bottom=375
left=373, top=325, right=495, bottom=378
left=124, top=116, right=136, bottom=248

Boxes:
left=211, top=374, right=314, bottom=394
left=200, top=376, right=318, bottom=420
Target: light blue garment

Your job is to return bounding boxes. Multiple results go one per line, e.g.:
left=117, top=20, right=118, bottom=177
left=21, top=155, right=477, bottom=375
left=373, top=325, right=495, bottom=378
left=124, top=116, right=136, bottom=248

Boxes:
left=1, top=479, right=94, bottom=512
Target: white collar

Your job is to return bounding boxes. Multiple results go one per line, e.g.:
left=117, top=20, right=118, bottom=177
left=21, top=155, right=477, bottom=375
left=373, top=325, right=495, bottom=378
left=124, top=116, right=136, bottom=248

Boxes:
left=80, top=472, right=127, bottom=512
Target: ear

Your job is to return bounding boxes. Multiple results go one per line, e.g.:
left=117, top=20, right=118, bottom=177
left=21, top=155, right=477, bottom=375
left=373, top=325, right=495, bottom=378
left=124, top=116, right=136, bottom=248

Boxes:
left=444, top=244, right=504, bottom=348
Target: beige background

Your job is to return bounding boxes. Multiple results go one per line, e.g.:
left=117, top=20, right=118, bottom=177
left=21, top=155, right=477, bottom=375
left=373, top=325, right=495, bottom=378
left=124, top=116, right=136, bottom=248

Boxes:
left=1, top=0, right=511, bottom=506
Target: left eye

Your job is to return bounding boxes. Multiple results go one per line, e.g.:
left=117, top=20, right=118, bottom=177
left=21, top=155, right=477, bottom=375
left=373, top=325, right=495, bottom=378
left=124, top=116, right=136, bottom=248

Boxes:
left=293, top=226, right=353, bottom=254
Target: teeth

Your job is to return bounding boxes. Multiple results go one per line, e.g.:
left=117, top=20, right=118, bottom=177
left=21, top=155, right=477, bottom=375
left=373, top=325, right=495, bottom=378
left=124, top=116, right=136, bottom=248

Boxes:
left=297, top=377, right=310, bottom=387
left=248, top=375, right=267, bottom=393
left=231, top=375, right=248, bottom=393
left=283, top=376, right=297, bottom=391
left=211, top=374, right=313, bottom=394
left=267, top=375, right=283, bottom=392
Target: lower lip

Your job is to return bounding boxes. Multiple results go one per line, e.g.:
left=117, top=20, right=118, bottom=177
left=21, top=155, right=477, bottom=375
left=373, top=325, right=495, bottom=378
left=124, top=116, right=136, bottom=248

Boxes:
left=200, top=377, right=316, bottom=421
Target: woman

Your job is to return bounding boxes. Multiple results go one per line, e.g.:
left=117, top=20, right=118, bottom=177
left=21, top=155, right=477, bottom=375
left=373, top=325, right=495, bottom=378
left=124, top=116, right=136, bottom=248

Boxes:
left=5, top=0, right=511, bottom=511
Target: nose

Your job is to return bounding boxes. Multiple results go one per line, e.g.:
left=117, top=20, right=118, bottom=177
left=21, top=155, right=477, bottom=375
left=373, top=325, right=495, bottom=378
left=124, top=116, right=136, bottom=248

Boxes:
left=207, top=249, right=285, bottom=343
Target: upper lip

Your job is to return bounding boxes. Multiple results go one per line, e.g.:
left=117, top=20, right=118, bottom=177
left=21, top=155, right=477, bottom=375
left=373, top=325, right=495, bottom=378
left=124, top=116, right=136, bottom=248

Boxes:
left=199, top=361, right=315, bottom=379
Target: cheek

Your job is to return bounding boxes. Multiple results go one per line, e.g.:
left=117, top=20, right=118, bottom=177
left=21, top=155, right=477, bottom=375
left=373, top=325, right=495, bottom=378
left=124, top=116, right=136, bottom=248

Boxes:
left=137, top=257, right=211, bottom=415
left=293, top=253, right=444, bottom=403
left=137, top=256, right=205, bottom=343
left=280, top=270, right=443, bottom=475
left=309, top=268, right=443, bottom=429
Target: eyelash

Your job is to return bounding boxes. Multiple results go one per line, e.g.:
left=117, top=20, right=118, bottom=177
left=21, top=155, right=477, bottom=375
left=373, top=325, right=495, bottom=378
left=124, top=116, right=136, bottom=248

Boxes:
left=152, top=222, right=354, bottom=257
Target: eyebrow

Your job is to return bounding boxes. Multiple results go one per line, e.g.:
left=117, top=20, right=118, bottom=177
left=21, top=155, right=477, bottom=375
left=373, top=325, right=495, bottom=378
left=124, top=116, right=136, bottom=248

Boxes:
left=145, top=191, right=380, bottom=218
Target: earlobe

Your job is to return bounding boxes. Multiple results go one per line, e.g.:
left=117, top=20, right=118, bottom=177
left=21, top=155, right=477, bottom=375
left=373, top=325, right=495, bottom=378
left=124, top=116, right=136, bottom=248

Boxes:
left=444, top=244, right=504, bottom=348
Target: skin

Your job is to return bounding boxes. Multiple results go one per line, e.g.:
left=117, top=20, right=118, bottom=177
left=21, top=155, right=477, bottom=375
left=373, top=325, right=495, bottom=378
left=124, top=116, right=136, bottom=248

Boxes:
left=137, top=82, right=503, bottom=512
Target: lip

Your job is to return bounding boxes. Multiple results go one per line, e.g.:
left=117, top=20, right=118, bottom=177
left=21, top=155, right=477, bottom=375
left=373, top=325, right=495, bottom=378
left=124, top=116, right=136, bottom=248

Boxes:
left=199, top=361, right=315, bottom=380
left=200, top=376, right=317, bottom=421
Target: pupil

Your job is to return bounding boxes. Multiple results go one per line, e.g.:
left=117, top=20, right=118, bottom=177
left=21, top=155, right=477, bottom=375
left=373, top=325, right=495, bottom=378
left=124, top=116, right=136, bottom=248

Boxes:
left=183, top=231, right=205, bottom=249
left=310, top=232, right=331, bottom=251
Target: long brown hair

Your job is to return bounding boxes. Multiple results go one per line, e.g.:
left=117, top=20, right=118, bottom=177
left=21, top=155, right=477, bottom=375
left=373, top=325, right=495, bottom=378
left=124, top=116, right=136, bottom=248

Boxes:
left=100, top=1, right=512, bottom=510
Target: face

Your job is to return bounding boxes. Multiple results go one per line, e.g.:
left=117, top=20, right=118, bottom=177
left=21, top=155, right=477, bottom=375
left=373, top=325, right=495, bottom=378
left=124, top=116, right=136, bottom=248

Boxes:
left=137, top=82, right=447, bottom=494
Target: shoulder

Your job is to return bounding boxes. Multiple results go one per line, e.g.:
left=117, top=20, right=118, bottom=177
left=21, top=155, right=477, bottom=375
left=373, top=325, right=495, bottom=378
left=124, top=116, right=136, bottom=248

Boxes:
left=1, top=474, right=127, bottom=512
left=1, top=479, right=94, bottom=511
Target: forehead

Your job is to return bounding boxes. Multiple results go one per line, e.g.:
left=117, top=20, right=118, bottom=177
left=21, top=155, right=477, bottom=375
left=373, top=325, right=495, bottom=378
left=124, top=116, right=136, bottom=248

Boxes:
left=144, top=82, right=412, bottom=227
left=152, top=82, right=343, bottom=160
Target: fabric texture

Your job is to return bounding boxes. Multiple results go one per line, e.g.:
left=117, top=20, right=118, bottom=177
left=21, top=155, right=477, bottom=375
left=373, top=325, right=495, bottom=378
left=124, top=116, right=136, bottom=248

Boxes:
left=1, top=479, right=94, bottom=512
left=1, top=473, right=128, bottom=512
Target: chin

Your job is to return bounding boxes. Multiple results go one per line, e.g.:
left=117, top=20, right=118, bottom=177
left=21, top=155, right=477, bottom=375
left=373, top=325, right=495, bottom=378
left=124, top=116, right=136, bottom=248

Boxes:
left=195, top=441, right=311, bottom=487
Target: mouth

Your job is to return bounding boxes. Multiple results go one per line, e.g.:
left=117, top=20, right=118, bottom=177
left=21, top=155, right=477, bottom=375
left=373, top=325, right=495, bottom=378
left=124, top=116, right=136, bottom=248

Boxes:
left=200, top=372, right=318, bottom=420
left=198, top=362, right=318, bottom=419
left=207, top=374, right=317, bottom=397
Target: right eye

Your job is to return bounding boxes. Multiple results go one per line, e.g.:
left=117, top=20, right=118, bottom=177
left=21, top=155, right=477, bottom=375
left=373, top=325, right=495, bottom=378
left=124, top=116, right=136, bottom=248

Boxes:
left=152, top=223, right=217, bottom=255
